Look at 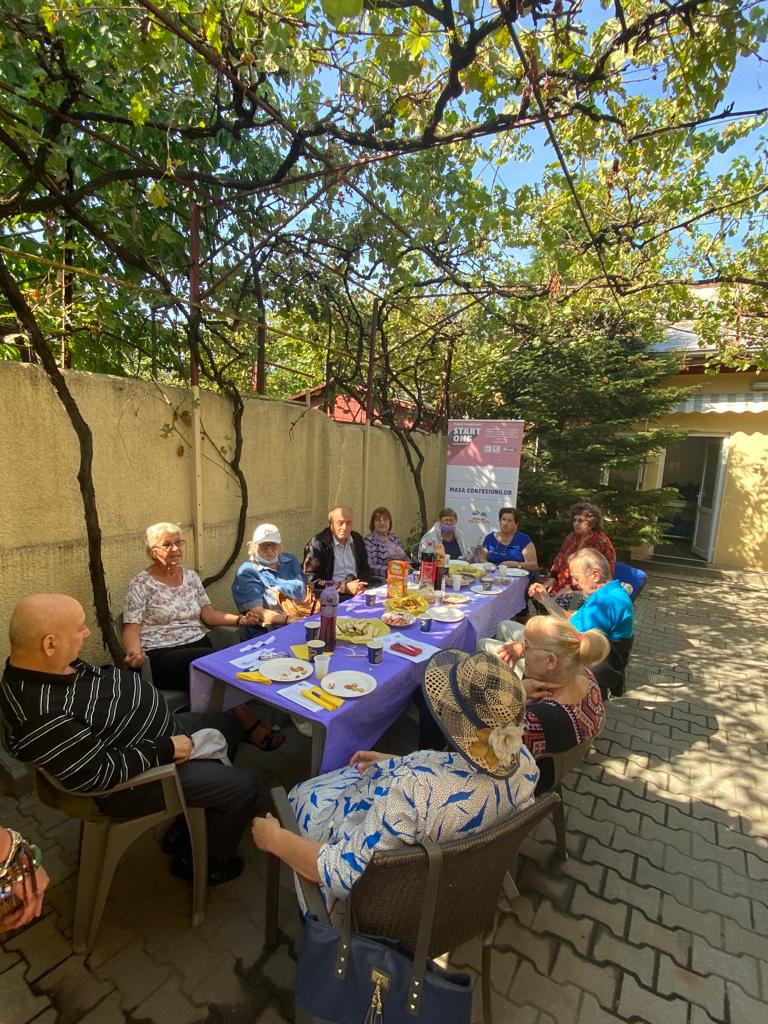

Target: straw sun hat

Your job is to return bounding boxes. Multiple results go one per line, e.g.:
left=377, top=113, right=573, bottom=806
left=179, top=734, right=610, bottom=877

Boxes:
left=422, top=649, right=527, bottom=779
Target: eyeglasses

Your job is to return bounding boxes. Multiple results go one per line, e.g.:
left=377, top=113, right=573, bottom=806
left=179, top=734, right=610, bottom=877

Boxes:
left=572, top=515, right=592, bottom=523
left=155, top=539, right=186, bottom=550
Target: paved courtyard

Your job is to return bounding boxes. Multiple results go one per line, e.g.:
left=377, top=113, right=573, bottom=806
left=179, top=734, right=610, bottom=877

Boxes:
left=1, top=567, right=767, bottom=1023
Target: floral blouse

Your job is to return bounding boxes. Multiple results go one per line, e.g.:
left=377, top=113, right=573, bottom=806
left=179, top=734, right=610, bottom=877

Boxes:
left=123, top=568, right=210, bottom=650
left=290, top=747, right=539, bottom=914
left=549, top=530, right=616, bottom=595
left=363, top=531, right=408, bottom=579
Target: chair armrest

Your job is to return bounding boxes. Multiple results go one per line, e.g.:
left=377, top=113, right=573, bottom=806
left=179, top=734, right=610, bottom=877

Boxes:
left=270, top=785, right=328, bottom=922
left=39, top=762, right=178, bottom=798
left=271, top=786, right=300, bottom=833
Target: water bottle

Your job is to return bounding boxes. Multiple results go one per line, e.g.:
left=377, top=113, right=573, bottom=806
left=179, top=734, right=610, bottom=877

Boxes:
left=319, top=585, right=339, bottom=652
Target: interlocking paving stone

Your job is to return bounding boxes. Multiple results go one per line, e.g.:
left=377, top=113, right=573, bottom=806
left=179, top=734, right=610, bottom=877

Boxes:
left=592, top=926, right=657, bottom=988
left=0, top=961, right=53, bottom=1024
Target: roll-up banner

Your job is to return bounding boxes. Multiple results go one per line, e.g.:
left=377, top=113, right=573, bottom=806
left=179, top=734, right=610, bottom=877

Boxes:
left=445, top=419, right=525, bottom=552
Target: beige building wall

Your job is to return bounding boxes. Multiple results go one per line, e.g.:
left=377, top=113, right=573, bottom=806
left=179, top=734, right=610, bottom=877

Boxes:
left=638, top=371, right=768, bottom=571
left=0, top=364, right=446, bottom=662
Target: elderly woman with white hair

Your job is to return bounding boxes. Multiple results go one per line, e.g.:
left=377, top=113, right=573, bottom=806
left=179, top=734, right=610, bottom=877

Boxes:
left=232, top=523, right=309, bottom=637
left=122, top=522, right=284, bottom=751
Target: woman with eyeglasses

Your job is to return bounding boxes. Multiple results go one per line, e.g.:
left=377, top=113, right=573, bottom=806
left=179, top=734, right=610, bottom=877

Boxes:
left=122, top=522, right=284, bottom=751
left=542, top=503, right=616, bottom=606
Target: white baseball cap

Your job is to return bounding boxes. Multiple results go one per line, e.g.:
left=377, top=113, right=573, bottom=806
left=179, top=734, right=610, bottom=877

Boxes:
left=251, top=523, right=281, bottom=545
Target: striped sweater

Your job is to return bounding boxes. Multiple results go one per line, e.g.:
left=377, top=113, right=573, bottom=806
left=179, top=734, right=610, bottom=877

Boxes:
left=1, top=659, right=175, bottom=792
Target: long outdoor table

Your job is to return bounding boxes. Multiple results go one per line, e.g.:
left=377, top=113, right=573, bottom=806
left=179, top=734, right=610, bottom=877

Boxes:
left=189, top=575, right=526, bottom=775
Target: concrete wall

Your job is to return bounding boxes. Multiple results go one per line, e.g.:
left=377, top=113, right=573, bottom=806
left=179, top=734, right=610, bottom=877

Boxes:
left=637, top=371, right=768, bottom=571
left=0, top=363, right=446, bottom=662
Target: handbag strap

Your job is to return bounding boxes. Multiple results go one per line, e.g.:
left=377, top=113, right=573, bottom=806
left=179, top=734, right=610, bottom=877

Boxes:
left=334, top=836, right=444, bottom=1017
left=407, top=835, right=442, bottom=1015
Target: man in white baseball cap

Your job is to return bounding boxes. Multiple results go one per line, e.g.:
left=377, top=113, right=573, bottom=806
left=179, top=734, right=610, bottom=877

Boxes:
left=231, top=523, right=307, bottom=636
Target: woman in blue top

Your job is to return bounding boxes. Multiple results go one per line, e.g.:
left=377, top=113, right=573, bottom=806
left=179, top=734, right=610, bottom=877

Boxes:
left=481, top=507, right=538, bottom=571
left=232, top=524, right=307, bottom=637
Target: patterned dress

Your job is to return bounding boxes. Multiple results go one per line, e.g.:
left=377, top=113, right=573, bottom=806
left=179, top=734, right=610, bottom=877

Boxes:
left=523, top=672, right=605, bottom=790
left=290, top=747, right=539, bottom=914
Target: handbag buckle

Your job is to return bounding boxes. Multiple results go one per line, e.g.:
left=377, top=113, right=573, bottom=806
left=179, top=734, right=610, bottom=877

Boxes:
left=370, top=968, right=390, bottom=990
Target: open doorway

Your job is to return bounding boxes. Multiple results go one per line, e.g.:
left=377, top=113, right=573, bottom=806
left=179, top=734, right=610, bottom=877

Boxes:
left=656, top=435, right=728, bottom=563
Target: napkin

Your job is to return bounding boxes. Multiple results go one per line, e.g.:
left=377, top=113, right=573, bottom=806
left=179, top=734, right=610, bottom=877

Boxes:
left=235, top=669, right=272, bottom=684
left=290, top=643, right=310, bottom=660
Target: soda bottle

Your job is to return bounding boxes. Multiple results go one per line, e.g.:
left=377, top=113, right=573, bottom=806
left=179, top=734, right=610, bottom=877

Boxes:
left=435, top=540, right=446, bottom=590
left=319, top=585, right=339, bottom=652
left=419, top=539, right=437, bottom=587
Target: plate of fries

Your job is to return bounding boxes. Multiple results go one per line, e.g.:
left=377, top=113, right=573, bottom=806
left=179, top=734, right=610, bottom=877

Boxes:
left=384, top=594, right=430, bottom=616
left=335, top=617, right=391, bottom=644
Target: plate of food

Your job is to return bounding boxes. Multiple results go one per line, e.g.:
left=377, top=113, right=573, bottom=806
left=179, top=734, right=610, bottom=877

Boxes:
left=321, top=671, right=377, bottom=698
left=335, top=617, right=391, bottom=644
left=257, top=657, right=313, bottom=683
left=385, top=594, right=430, bottom=616
left=443, top=593, right=470, bottom=605
left=470, top=562, right=490, bottom=574
left=381, top=610, right=416, bottom=628
left=470, top=583, right=503, bottom=595
left=429, top=605, right=465, bottom=623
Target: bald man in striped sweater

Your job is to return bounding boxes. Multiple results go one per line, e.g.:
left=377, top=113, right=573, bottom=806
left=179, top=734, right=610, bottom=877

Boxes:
left=1, top=594, right=258, bottom=886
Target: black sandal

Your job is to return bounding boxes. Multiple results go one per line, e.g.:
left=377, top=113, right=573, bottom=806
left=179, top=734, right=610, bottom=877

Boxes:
left=245, top=722, right=285, bottom=752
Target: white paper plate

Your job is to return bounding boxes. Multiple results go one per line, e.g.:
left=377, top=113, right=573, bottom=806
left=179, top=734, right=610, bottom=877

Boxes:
left=443, top=593, right=470, bottom=605
left=470, top=563, right=490, bottom=573
left=502, top=567, right=529, bottom=577
left=470, top=584, right=503, bottom=595
left=429, top=605, right=465, bottom=623
left=321, top=671, right=377, bottom=698
left=256, top=657, right=313, bottom=683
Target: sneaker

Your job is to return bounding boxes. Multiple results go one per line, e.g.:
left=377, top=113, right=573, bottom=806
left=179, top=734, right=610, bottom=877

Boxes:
left=170, top=853, right=244, bottom=886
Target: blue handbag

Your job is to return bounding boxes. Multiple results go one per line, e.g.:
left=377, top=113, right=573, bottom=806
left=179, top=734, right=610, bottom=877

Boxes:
left=294, top=839, right=474, bottom=1023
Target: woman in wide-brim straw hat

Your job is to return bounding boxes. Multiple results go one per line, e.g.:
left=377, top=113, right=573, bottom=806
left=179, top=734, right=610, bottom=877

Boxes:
left=251, top=650, right=539, bottom=914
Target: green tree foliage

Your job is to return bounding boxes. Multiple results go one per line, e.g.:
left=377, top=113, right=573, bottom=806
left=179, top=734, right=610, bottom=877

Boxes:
left=453, top=299, right=691, bottom=560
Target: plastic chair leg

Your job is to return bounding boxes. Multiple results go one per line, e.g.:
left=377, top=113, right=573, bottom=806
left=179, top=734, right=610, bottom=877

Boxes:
left=552, top=786, right=567, bottom=861
left=72, top=821, right=109, bottom=953
left=85, top=811, right=173, bottom=950
left=186, top=807, right=207, bottom=927
left=264, top=852, right=280, bottom=950
left=481, top=932, right=494, bottom=1024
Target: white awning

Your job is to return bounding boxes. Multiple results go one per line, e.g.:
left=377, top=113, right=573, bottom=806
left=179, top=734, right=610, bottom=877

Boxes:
left=671, top=392, right=768, bottom=414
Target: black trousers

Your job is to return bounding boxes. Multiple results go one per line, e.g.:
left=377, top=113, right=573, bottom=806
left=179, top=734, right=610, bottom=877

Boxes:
left=146, top=636, right=213, bottom=691
left=99, top=711, right=258, bottom=861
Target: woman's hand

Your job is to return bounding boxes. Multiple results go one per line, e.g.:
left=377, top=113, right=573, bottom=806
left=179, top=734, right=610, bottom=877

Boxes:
left=0, top=866, right=49, bottom=933
left=528, top=582, right=547, bottom=601
left=522, top=676, right=556, bottom=700
left=349, top=750, right=390, bottom=773
left=123, top=648, right=145, bottom=669
left=496, top=641, right=523, bottom=666
left=251, top=813, right=281, bottom=852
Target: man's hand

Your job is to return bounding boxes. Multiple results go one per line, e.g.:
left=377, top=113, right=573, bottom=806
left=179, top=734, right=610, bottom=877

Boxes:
left=0, top=866, right=49, bottom=933
left=346, top=579, right=367, bottom=596
left=171, top=735, right=193, bottom=764
left=349, top=750, right=390, bottom=773
left=123, top=648, right=145, bottom=669
left=251, top=813, right=281, bottom=853
left=496, top=641, right=523, bottom=666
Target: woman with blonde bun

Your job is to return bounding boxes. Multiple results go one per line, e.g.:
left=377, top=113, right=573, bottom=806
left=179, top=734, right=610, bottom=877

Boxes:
left=515, top=616, right=607, bottom=790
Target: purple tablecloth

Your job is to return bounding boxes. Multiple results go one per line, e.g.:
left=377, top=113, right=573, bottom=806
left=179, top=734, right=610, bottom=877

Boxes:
left=189, top=575, right=525, bottom=773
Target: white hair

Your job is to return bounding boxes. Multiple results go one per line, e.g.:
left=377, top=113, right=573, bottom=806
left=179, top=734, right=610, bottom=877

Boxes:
left=145, top=522, right=182, bottom=556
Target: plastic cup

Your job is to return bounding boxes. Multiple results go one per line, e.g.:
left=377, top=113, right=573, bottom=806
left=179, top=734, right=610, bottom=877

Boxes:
left=364, top=590, right=377, bottom=608
left=419, top=615, right=432, bottom=633
left=367, top=640, right=383, bottom=664
left=314, top=654, right=331, bottom=679
left=305, top=621, right=320, bottom=642
left=451, top=575, right=462, bottom=593
left=499, top=565, right=510, bottom=578
left=434, top=591, right=445, bottom=606
left=307, top=639, right=325, bottom=662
